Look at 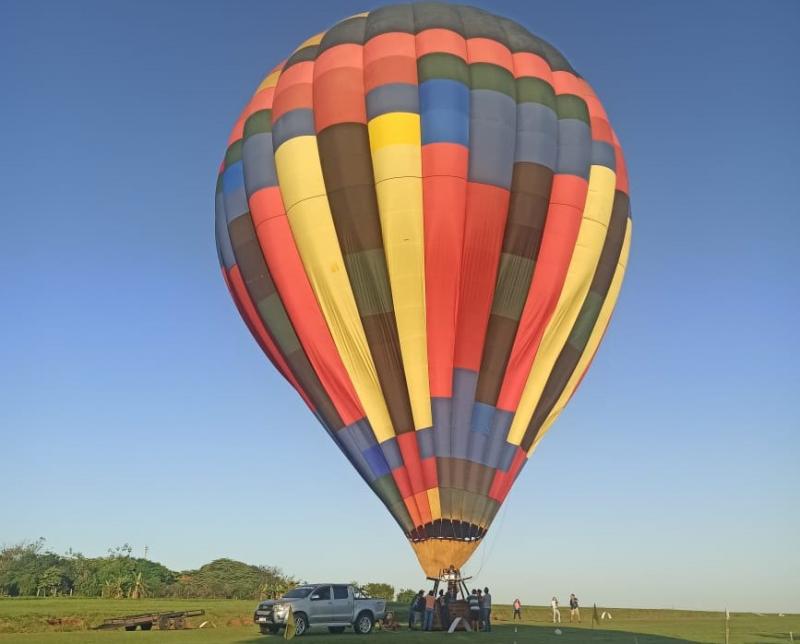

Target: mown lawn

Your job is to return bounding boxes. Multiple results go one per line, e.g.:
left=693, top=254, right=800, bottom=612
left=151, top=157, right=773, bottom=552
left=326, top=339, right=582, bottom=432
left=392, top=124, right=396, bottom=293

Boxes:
left=0, top=599, right=797, bottom=643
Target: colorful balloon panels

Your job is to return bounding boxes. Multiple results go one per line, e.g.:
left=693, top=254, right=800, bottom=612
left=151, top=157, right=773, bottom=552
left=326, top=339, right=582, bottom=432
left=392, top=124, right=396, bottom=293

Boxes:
left=215, top=3, right=632, bottom=575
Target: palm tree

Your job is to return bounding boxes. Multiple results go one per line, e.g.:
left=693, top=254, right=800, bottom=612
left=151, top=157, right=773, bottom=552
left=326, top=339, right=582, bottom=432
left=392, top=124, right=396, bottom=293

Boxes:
left=129, top=572, right=147, bottom=599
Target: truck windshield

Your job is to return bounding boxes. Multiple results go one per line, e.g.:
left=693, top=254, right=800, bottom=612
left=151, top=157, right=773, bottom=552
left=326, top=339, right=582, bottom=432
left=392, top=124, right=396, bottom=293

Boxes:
left=282, top=587, right=313, bottom=599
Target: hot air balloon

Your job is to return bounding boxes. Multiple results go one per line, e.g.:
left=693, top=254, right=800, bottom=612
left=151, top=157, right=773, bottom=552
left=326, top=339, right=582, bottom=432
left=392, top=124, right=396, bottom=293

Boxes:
left=215, top=2, right=631, bottom=577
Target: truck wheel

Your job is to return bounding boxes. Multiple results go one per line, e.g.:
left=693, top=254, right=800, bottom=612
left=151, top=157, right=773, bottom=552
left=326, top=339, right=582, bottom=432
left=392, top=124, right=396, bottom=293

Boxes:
left=354, top=612, right=374, bottom=634
left=328, top=626, right=346, bottom=633
left=259, top=624, right=278, bottom=635
left=141, top=623, right=152, bottom=631
left=293, top=613, right=308, bottom=637
left=124, top=625, right=136, bottom=631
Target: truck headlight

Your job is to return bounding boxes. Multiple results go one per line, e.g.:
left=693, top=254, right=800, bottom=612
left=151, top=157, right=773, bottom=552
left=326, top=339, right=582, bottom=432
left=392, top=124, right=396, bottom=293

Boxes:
left=274, top=604, right=289, bottom=617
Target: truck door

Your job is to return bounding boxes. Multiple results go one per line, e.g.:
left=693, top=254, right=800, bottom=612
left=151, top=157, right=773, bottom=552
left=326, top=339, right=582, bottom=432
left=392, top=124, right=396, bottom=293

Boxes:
left=331, top=585, right=352, bottom=623
left=308, top=585, right=333, bottom=623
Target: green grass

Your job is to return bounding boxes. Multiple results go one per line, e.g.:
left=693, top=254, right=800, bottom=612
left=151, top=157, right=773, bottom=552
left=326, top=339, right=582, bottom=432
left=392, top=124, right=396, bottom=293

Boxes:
left=0, top=598, right=798, bottom=643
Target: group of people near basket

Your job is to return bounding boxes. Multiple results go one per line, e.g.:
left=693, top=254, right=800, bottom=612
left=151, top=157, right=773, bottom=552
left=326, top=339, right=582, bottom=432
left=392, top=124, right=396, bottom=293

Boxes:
left=408, top=586, right=493, bottom=632
left=406, top=588, right=579, bottom=631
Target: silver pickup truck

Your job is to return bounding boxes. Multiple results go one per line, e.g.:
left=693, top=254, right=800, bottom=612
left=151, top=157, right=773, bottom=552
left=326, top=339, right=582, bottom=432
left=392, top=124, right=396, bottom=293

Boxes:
left=253, top=583, right=386, bottom=636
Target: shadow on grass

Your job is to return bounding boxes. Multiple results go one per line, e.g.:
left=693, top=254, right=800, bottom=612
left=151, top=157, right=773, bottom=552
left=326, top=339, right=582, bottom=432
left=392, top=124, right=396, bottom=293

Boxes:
left=235, top=623, right=698, bottom=643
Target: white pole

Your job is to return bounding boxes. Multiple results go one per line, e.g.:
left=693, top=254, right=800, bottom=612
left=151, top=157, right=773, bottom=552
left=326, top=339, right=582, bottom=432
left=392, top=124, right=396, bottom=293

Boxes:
left=724, top=608, right=729, bottom=644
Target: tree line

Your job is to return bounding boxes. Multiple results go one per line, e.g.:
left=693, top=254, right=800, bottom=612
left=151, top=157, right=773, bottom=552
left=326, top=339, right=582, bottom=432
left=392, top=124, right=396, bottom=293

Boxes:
left=0, top=540, right=294, bottom=600
left=0, top=540, right=408, bottom=602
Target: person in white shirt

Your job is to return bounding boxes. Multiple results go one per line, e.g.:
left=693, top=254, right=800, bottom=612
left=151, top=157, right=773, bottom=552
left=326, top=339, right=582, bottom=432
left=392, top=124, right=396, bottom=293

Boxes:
left=551, top=596, right=561, bottom=623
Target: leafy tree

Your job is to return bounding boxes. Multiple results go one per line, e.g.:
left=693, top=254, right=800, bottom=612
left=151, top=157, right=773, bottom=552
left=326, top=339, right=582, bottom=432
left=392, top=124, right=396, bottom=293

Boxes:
left=0, top=540, right=68, bottom=597
left=38, top=565, right=68, bottom=596
left=259, top=566, right=295, bottom=599
left=95, top=548, right=136, bottom=598
left=362, top=582, right=395, bottom=601
left=64, top=552, right=98, bottom=596
left=396, top=588, right=418, bottom=604
left=171, top=559, right=296, bottom=600
left=107, top=544, right=133, bottom=558
left=130, top=558, right=174, bottom=597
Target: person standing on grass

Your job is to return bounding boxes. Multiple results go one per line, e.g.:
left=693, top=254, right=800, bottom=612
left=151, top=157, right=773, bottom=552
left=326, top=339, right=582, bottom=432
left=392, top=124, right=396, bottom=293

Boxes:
left=513, top=598, right=522, bottom=620
left=409, top=590, right=424, bottom=629
left=423, top=590, right=436, bottom=631
left=438, top=589, right=451, bottom=630
left=569, top=593, right=580, bottom=622
left=482, top=587, right=492, bottom=632
left=416, top=590, right=426, bottom=629
left=551, top=596, right=561, bottom=623
left=468, top=589, right=481, bottom=631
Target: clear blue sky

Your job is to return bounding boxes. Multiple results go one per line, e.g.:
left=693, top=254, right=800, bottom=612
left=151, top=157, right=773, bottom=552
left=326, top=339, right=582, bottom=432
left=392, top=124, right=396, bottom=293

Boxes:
left=2, top=0, right=798, bottom=613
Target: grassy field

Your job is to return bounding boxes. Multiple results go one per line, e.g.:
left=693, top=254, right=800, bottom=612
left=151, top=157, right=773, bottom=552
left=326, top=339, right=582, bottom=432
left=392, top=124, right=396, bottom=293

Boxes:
left=0, top=598, right=797, bottom=643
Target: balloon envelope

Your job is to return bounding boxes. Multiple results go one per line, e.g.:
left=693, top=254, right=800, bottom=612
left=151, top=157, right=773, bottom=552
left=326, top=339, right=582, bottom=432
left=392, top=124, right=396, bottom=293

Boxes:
left=215, top=2, right=631, bottom=576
